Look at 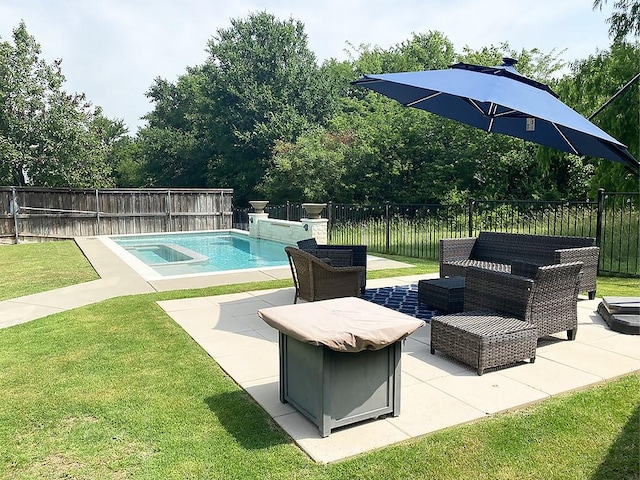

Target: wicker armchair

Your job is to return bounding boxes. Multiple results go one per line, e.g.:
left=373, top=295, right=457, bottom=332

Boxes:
left=430, top=261, right=583, bottom=375
left=464, top=261, right=584, bottom=339
left=297, top=238, right=367, bottom=292
left=285, top=246, right=365, bottom=304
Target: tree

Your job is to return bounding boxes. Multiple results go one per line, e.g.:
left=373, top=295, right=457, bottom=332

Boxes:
left=259, top=126, right=352, bottom=203
left=594, top=0, right=640, bottom=40
left=137, top=70, right=210, bottom=187
left=201, top=12, right=340, bottom=205
left=0, top=22, right=114, bottom=187
left=556, top=41, right=639, bottom=193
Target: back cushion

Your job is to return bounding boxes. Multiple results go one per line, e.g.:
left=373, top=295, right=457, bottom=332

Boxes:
left=473, top=232, right=594, bottom=265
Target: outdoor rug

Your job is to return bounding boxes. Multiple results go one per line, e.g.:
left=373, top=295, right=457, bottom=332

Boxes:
left=361, top=283, right=438, bottom=322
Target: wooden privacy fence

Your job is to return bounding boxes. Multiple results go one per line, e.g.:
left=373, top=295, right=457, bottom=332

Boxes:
left=0, top=187, right=234, bottom=242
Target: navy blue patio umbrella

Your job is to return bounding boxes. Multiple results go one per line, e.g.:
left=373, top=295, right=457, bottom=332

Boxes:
left=351, top=58, right=639, bottom=173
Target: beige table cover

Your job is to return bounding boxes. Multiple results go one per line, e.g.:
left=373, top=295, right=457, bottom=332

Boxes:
left=258, top=297, right=425, bottom=353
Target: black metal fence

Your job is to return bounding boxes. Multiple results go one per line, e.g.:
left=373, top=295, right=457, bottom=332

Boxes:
left=234, top=190, right=639, bottom=277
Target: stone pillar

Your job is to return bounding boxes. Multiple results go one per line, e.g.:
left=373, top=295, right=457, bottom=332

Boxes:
left=300, top=218, right=329, bottom=244
left=248, top=213, right=269, bottom=238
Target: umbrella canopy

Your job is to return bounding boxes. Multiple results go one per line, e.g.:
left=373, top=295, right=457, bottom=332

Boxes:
left=352, top=58, right=639, bottom=173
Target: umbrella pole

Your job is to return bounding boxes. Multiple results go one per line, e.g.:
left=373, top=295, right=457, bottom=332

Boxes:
left=588, top=72, right=640, bottom=120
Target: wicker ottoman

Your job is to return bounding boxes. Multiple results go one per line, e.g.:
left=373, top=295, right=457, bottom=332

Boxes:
left=418, top=277, right=465, bottom=312
left=430, top=312, right=538, bottom=375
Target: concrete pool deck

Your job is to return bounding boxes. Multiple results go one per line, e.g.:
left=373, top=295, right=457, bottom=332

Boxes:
left=1, top=236, right=638, bottom=464
left=0, top=236, right=412, bottom=328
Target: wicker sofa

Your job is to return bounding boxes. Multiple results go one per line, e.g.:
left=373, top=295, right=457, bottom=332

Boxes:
left=439, top=232, right=599, bottom=299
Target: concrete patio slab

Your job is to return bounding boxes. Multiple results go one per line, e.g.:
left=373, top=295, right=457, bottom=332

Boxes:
left=157, top=288, right=640, bottom=463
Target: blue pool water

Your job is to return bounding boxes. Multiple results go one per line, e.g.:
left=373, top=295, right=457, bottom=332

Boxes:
left=110, top=231, right=289, bottom=277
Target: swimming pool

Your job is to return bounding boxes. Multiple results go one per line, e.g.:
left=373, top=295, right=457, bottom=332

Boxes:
left=100, top=230, right=290, bottom=279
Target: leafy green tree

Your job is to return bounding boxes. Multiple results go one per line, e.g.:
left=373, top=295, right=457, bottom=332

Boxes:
left=594, top=0, right=640, bottom=40
left=137, top=12, right=341, bottom=204
left=258, top=126, right=352, bottom=203
left=137, top=70, right=210, bottom=187
left=200, top=12, right=340, bottom=205
left=556, top=41, right=639, bottom=193
left=0, top=22, right=114, bottom=187
left=107, top=135, right=145, bottom=187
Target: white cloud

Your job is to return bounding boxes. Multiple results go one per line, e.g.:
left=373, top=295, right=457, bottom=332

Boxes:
left=0, top=0, right=615, bottom=133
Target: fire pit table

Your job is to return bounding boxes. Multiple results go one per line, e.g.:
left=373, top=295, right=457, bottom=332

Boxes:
left=258, top=297, right=425, bottom=437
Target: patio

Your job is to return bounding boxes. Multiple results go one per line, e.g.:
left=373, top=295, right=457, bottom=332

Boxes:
left=157, top=282, right=640, bottom=463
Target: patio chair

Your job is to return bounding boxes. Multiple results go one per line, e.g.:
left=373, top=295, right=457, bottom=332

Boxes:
left=464, top=260, right=584, bottom=339
left=285, top=246, right=365, bottom=304
left=430, top=261, right=583, bottom=375
left=297, top=238, right=367, bottom=292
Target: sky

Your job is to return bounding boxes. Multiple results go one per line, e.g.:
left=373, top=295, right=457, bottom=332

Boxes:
left=1, top=0, right=616, bottom=133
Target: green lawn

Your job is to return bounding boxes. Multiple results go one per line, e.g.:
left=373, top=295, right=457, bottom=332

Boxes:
left=0, top=240, right=98, bottom=301
left=0, top=241, right=638, bottom=479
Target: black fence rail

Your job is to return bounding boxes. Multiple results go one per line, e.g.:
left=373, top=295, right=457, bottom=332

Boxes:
left=234, top=189, right=639, bottom=277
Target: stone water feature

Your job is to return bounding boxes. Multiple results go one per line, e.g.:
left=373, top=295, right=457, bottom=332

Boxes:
left=248, top=201, right=328, bottom=245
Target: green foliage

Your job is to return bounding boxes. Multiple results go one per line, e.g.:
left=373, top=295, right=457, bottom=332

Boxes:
left=137, top=69, right=210, bottom=187
left=555, top=40, right=640, bottom=194
left=10, top=9, right=617, bottom=203
left=458, top=42, right=566, bottom=82
left=347, top=31, right=455, bottom=77
left=258, top=126, right=352, bottom=203
left=106, top=135, right=145, bottom=187
left=594, top=0, right=640, bottom=40
left=0, top=22, right=119, bottom=188
left=201, top=11, right=339, bottom=205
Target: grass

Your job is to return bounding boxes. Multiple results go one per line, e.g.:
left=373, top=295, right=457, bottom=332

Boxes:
left=0, top=241, right=638, bottom=478
left=0, top=240, right=98, bottom=301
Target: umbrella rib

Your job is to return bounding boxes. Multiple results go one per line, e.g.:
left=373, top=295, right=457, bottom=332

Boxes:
left=553, top=123, right=579, bottom=155
left=468, top=99, right=486, bottom=115
left=406, top=92, right=441, bottom=107
left=494, top=109, right=518, bottom=118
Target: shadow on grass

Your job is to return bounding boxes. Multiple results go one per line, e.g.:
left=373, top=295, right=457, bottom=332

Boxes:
left=591, top=403, right=640, bottom=479
left=204, top=391, right=289, bottom=451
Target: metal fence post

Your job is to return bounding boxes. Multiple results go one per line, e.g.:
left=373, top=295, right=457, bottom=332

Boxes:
left=595, top=188, right=604, bottom=248
left=327, top=201, right=333, bottom=242
left=286, top=200, right=290, bottom=221
left=385, top=201, right=391, bottom=253
left=595, top=188, right=605, bottom=276
left=468, top=198, right=475, bottom=237
left=11, top=186, right=19, bottom=244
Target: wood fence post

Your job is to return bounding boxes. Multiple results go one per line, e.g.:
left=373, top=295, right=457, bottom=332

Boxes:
left=11, top=187, right=19, bottom=244
left=95, top=189, right=100, bottom=235
left=167, top=190, right=172, bottom=231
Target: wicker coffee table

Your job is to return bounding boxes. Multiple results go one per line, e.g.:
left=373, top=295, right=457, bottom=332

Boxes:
left=430, top=312, right=537, bottom=375
left=418, top=276, right=465, bottom=312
